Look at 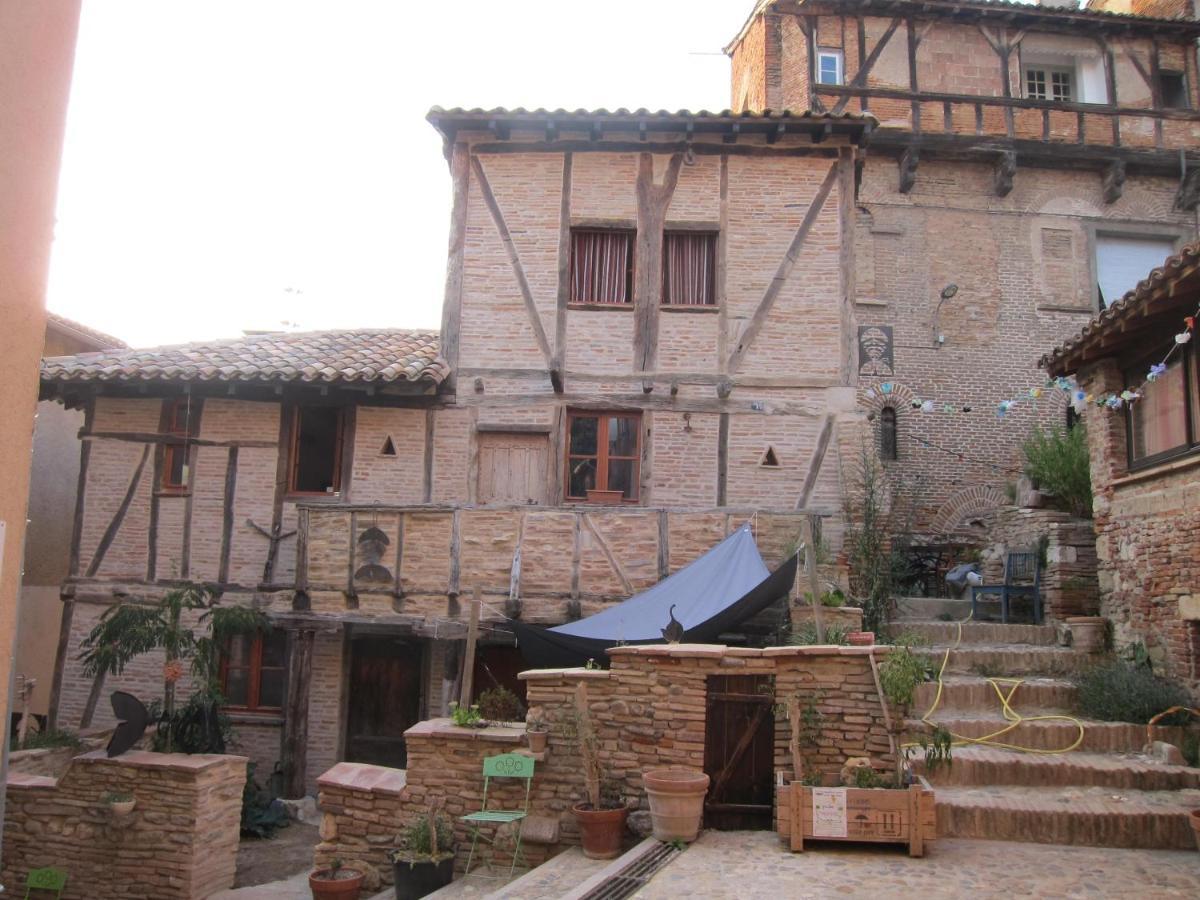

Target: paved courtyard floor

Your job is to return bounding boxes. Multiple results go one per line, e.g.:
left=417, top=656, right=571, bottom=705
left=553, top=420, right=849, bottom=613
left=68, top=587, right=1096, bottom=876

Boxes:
left=633, top=832, right=1200, bottom=899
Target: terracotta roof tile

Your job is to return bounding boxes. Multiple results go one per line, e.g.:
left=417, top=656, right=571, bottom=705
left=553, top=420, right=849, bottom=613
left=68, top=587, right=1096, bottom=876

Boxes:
left=41, top=328, right=449, bottom=388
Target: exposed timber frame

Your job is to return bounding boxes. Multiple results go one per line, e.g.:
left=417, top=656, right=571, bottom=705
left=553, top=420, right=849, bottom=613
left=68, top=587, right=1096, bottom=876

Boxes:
left=633, top=152, right=685, bottom=375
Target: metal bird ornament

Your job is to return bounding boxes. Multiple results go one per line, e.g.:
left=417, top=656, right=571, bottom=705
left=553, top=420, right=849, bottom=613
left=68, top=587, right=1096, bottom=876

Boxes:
left=106, top=691, right=150, bottom=758
left=661, top=605, right=684, bottom=644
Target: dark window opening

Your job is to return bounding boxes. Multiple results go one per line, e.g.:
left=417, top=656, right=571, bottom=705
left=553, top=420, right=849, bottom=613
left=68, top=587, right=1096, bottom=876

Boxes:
left=570, top=229, right=634, bottom=304
left=1160, top=71, right=1189, bottom=109
left=566, top=411, right=641, bottom=501
left=289, top=406, right=345, bottom=494
left=220, top=631, right=287, bottom=712
left=760, top=446, right=781, bottom=468
left=1066, top=406, right=1080, bottom=432
left=879, top=406, right=898, bottom=461
left=160, top=397, right=200, bottom=492
left=380, top=435, right=397, bottom=457
left=663, top=231, right=717, bottom=306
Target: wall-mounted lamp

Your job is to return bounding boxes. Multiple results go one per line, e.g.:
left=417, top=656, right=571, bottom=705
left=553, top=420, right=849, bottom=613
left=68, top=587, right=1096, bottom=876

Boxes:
left=932, top=283, right=958, bottom=348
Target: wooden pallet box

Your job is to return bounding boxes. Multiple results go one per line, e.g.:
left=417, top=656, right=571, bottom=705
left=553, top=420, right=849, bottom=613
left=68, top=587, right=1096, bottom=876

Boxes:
left=776, top=780, right=937, bottom=857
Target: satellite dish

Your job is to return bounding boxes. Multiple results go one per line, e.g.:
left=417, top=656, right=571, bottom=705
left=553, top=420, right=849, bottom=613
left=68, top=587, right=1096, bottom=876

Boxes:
left=106, top=691, right=150, bottom=758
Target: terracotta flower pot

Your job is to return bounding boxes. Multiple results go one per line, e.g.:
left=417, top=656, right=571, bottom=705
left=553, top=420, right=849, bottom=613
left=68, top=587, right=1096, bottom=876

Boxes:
left=309, top=867, right=365, bottom=900
left=573, top=803, right=628, bottom=859
left=108, top=799, right=136, bottom=817
left=846, top=631, right=875, bottom=647
left=527, top=730, right=548, bottom=753
left=1190, top=809, right=1200, bottom=853
left=643, top=768, right=710, bottom=843
left=1066, top=616, right=1107, bottom=654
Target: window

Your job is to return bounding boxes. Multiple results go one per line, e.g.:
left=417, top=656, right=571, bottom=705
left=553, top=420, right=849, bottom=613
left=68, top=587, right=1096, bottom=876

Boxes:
left=817, top=49, right=843, bottom=86
left=566, top=412, right=641, bottom=501
left=160, top=397, right=200, bottom=492
left=1095, top=235, right=1176, bottom=308
left=220, top=631, right=287, bottom=712
left=1025, top=66, right=1073, bottom=102
left=879, top=406, right=898, bottom=461
left=288, top=405, right=345, bottom=494
left=662, top=232, right=716, bottom=306
left=1126, top=344, right=1199, bottom=469
left=570, top=229, right=633, bottom=304
left=1160, top=71, right=1189, bottom=109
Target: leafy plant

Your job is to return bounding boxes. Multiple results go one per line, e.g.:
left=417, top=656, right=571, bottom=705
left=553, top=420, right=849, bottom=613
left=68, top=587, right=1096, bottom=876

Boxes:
left=10, top=728, right=82, bottom=752
left=853, top=765, right=886, bottom=789
left=152, top=691, right=232, bottom=754
left=878, top=646, right=929, bottom=710
left=584, top=658, right=601, bottom=671
left=1022, top=423, right=1092, bottom=519
left=241, top=762, right=290, bottom=839
left=1120, top=640, right=1153, bottom=671
left=102, top=791, right=133, bottom=804
left=392, top=804, right=455, bottom=863
left=804, top=588, right=846, bottom=608
left=1074, top=660, right=1193, bottom=725
left=527, top=715, right=546, bottom=733
left=916, top=724, right=953, bottom=777
left=449, top=702, right=482, bottom=728
left=477, top=686, right=522, bottom=723
left=789, top=623, right=849, bottom=646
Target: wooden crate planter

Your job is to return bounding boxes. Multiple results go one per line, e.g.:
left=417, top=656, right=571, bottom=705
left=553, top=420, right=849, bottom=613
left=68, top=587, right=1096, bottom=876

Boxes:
left=775, top=780, right=936, bottom=857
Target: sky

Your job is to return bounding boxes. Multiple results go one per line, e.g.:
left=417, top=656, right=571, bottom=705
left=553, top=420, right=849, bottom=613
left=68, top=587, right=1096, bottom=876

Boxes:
left=46, top=1, right=742, bottom=349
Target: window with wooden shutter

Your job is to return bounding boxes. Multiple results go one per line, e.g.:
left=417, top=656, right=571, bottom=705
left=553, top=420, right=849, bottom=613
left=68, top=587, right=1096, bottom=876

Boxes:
left=160, top=397, right=201, bottom=493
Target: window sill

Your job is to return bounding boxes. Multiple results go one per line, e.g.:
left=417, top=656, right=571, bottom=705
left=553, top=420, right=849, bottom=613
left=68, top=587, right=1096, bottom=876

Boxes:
left=568, top=303, right=632, bottom=312
left=285, top=492, right=344, bottom=504
left=661, top=305, right=718, bottom=313
left=224, top=711, right=284, bottom=726
left=154, top=489, right=191, bottom=499
left=1116, top=448, right=1200, bottom=488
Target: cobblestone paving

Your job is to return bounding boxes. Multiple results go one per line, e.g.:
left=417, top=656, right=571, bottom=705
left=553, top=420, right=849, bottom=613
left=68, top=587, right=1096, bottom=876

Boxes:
left=633, top=832, right=1200, bottom=899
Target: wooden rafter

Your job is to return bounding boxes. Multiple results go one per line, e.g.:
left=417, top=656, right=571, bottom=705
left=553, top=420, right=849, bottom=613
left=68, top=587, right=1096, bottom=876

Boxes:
left=831, top=17, right=902, bottom=116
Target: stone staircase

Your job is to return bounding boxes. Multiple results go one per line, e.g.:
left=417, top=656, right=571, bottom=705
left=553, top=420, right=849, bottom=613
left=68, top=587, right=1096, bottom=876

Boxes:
left=888, top=607, right=1200, bottom=850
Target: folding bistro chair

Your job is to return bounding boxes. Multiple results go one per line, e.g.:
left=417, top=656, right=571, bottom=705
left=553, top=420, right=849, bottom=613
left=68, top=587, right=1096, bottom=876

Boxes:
left=24, top=867, right=68, bottom=899
left=461, top=752, right=535, bottom=878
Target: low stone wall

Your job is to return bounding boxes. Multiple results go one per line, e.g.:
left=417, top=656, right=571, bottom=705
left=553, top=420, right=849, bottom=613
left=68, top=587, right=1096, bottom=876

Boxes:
left=2, top=750, right=246, bottom=899
left=316, top=644, right=895, bottom=886
left=980, top=507, right=1099, bottom=621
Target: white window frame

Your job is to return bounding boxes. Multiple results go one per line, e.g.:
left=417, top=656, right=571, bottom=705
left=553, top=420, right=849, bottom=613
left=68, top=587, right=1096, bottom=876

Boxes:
left=1024, top=64, right=1075, bottom=102
left=817, top=48, right=844, bottom=87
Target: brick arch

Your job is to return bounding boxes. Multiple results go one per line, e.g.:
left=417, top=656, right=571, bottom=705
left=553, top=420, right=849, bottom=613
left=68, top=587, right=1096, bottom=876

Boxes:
left=928, top=485, right=1009, bottom=535
left=858, top=381, right=919, bottom=417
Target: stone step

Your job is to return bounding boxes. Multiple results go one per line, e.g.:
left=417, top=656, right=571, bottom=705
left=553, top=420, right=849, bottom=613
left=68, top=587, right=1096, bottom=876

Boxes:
left=912, top=717, right=1191, bottom=754
left=912, top=675, right=1077, bottom=716
left=890, top=621, right=1061, bottom=647
left=919, top=746, right=1200, bottom=791
left=935, top=784, right=1200, bottom=849
left=891, top=597, right=973, bottom=621
left=914, top=644, right=1092, bottom=676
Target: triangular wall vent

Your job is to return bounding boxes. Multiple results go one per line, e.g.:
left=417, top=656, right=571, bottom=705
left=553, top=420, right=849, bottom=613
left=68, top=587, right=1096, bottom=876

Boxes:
left=759, top=446, right=781, bottom=468
left=380, top=435, right=397, bottom=457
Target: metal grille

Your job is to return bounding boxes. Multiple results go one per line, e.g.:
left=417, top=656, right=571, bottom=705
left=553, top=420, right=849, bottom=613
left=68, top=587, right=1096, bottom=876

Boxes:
left=577, top=841, right=681, bottom=900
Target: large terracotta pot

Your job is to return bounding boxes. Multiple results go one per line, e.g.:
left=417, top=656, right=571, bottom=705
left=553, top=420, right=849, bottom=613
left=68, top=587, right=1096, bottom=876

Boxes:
left=1190, top=809, right=1200, bottom=853
left=1066, top=616, right=1107, bottom=653
left=309, top=867, right=364, bottom=900
left=527, top=730, right=548, bottom=753
left=573, top=804, right=628, bottom=859
left=643, top=768, right=710, bottom=843
left=846, top=631, right=875, bottom=647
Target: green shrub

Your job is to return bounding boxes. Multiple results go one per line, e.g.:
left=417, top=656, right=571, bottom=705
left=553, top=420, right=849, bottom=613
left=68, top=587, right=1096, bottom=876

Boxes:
left=11, top=728, right=83, bottom=752
left=789, top=623, right=849, bottom=646
left=1022, top=424, right=1092, bottom=519
left=878, top=645, right=930, bottom=710
left=240, top=762, right=290, bottom=839
left=1074, top=661, right=1192, bottom=725
left=476, top=686, right=522, bottom=723
left=394, top=811, right=455, bottom=862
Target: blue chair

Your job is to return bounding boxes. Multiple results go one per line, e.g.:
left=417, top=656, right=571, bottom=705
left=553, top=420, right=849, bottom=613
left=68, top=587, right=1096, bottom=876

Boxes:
left=970, top=550, right=1042, bottom=624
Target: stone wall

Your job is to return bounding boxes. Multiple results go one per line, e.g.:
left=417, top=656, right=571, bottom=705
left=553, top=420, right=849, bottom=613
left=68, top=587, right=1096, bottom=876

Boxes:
left=979, top=506, right=1100, bottom=622
left=2, top=750, right=246, bottom=899
left=316, top=645, right=895, bottom=886
left=1079, top=359, right=1200, bottom=692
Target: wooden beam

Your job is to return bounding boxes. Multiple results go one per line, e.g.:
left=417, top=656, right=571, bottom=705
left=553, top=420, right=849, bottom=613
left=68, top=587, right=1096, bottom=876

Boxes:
left=79, top=430, right=274, bottom=449
left=717, top=155, right=730, bottom=373
left=422, top=408, right=435, bottom=503
left=217, top=446, right=239, bottom=585
left=802, top=516, right=825, bottom=644
left=726, top=161, right=839, bottom=373
left=84, top=444, right=151, bottom=578
left=633, top=152, right=684, bottom=374
left=448, top=508, right=461, bottom=598
left=717, top=412, right=730, bottom=506
left=460, top=590, right=481, bottom=705
left=796, top=415, right=835, bottom=510
left=180, top=441, right=199, bottom=579
left=831, top=17, right=902, bottom=116
left=581, top=513, right=634, bottom=595
left=993, top=150, right=1017, bottom=197
left=468, top=140, right=845, bottom=159
left=280, top=628, right=315, bottom=797
left=471, top=155, right=555, bottom=369
left=439, top=142, right=470, bottom=392
left=554, top=152, right=573, bottom=386
left=657, top=509, right=669, bottom=580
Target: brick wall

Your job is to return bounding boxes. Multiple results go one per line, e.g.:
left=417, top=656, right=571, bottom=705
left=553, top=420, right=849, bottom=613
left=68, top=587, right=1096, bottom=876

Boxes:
left=3, top=750, right=245, bottom=899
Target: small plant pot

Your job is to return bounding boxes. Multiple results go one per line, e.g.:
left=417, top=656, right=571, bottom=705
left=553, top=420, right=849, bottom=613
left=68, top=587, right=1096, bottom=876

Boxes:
left=1066, top=616, right=1107, bottom=654
left=643, top=768, right=710, bottom=843
left=108, top=799, right=136, bottom=817
left=391, top=855, right=455, bottom=900
left=527, top=730, right=548, bottom=753
left=846, top=631, right=875, bottom=647
left=573, top=803, right=628, bottom=859
left=309, top=867, right=365, bottom=900
left=585, top=489, right=625, bottom=504
left=1190, top=809, right=1200, bottom=853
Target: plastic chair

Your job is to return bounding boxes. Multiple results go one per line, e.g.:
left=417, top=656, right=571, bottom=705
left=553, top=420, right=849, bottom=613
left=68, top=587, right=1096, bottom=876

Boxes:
left=461, top=752, right=535, bottom=878
left=24, top=867, right=68, bottom=899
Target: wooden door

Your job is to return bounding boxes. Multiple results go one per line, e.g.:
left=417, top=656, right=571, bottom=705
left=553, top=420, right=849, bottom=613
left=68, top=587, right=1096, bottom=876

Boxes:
left=477, top=432, right=549, bottom=505
left=704, top=674, right=775, bottom=830
left=345, top=636, right=423, bottom=769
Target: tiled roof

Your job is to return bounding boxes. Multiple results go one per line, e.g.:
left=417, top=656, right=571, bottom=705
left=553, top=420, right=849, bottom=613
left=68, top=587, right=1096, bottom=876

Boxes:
left=41, top=328, right=449, bottom=387
left=1041, top=239, right=1200, bottom=375
left=45, top=312, right=127, bottom=350
left=427, top=106, right=872, bottom=122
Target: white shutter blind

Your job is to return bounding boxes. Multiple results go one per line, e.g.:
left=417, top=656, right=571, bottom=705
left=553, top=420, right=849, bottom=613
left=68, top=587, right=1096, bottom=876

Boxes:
left=1096, top=236, right=1174, bottom=307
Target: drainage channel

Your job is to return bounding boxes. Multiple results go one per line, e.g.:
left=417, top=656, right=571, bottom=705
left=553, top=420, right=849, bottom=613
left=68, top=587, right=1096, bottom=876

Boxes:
left=576, top=841, right=681, bottom=900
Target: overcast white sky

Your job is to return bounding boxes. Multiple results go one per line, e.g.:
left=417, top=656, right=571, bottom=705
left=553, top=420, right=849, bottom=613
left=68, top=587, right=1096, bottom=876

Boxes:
left=46, top=1, right=742, bottom=348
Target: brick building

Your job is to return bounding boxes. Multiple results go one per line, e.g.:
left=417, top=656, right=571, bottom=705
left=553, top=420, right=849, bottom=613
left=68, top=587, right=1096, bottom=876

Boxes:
left=1042, top=239, right=1200, bottom=693
left=727, top=0, right=1200, bottom=536
left=36, top=0, right=1200, bottom=794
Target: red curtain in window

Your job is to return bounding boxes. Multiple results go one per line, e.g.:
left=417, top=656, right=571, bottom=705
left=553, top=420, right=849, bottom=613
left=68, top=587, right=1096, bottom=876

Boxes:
left=663, top=233, right=715, bottom=305
left=571, top=231, right=630, bottom=303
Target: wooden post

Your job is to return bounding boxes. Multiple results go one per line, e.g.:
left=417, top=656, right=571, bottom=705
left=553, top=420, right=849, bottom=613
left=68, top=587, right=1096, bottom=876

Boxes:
left=802, top=516, right=824, bottom=643
left=788, top=698, right=803, bottom=783
left=460, top=589, right=481, bottom=706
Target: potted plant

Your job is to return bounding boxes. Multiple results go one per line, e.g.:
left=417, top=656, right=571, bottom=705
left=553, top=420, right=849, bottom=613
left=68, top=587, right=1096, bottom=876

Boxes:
left=389, top=804, right=456, bottom=900
left=448, top=701, right=487, bottom=728
left=1065, top=616, right=1107, bottom=653
left=102, top=790, right=136, bottom=816
left=309, top=859, right=365, bottom=900
left=526, top=715, right=549, bottom=753
left=571, top=683, right=628, bottom=859
left=642, top=768, right=709, bottom=842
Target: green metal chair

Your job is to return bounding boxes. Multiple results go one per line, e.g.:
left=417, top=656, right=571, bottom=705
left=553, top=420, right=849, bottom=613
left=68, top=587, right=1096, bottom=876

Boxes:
left=461, top=752, right=535, bottom=878
left=24, top=867, right=68, bottom=899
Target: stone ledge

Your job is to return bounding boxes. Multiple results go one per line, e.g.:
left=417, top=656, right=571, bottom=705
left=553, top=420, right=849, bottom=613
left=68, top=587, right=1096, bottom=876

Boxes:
left=404, top=717, right=525, bottom=744
left=519, top=667, right=613, bottom=681
left=317, top=761, right=408, bottom=796
left=6, top=773, right=56, bottom=789
left=72, top=749, right=248, bottom=772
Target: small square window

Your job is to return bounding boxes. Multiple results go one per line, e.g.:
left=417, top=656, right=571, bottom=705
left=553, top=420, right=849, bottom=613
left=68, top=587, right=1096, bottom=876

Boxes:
left=662, top=232, right=717, bottom=306
left=817, top=49, right=843, bottom=86
left=566, top=411, right=641, bottom=501
left=1025, top=66, right=1073, bottom=102
left=220, top=631, right=287, bottom=712
left=1160, top=71, right=1189, bottom=109
left=570, top=229, right=633, bottom=304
